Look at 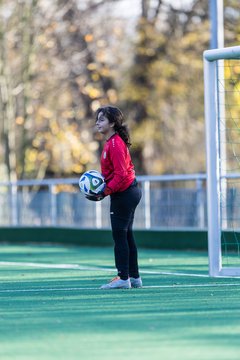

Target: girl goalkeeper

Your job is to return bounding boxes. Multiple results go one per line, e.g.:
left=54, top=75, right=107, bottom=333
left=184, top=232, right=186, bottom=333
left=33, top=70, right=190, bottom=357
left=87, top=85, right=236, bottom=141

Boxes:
left=88, top=105, right=142, bottom=289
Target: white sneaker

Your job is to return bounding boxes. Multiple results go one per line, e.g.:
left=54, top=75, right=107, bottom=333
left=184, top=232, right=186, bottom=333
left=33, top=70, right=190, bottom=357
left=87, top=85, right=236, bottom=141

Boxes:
left=100, top=276, right=131, bottom=290
left=130, top=277, right=143, bottom=288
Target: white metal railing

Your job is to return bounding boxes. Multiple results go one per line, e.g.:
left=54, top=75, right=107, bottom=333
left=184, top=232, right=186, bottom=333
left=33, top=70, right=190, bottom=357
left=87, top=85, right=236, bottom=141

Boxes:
left=0, top=174, right=208, bottom=229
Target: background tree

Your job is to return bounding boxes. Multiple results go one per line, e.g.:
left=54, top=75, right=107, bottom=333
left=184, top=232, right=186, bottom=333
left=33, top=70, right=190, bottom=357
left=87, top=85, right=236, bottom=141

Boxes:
left=120, top=0, right=209, bottom=174
left=0, top=0, right=239, bottom=180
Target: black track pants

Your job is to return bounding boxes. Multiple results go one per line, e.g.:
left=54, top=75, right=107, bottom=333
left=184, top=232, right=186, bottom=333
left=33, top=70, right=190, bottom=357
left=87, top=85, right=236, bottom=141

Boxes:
left=110, top=183, right=142, bottom=280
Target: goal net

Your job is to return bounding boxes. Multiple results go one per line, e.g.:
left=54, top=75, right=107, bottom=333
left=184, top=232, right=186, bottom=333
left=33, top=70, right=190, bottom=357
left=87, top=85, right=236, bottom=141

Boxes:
left=204, top=45, right=240, bottom=277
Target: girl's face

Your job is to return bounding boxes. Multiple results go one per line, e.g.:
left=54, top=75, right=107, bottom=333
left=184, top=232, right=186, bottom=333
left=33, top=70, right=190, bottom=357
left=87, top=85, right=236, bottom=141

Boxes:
left=96, top=111, right=114, bottom=137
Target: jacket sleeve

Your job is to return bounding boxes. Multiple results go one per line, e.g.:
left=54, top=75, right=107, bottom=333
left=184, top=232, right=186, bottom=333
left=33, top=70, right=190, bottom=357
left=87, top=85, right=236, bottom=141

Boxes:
left=103, top=141, right=127, bottom=195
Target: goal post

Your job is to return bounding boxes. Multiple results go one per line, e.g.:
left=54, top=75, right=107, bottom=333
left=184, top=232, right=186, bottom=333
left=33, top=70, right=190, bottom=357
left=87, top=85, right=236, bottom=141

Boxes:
left=204, top=45, right=240, bottom=277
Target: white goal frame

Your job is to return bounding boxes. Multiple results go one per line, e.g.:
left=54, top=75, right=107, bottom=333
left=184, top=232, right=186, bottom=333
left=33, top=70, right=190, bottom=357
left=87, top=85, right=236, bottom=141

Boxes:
left=204, top=45, right=240, bottom=277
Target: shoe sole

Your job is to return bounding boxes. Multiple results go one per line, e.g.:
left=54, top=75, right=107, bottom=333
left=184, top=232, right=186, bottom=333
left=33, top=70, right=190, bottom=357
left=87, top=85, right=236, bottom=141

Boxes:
left=100, top=283, right=131, bottom=290
left=100, top=287, right=131, bottom=290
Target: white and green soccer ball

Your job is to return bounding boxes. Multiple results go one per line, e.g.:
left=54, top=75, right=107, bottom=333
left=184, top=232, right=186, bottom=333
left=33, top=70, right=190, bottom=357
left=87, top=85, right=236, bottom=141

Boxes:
left=79, top=170, right=105, bottom=196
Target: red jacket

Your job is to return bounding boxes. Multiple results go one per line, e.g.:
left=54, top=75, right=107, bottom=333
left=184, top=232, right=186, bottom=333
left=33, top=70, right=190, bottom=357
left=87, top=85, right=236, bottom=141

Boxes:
left=101, top=133, right=135, bottom=195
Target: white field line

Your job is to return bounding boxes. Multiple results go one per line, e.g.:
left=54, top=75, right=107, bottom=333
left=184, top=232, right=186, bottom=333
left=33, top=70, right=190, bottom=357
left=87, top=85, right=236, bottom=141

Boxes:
left=0, top=261, right=240, bottom=293
left=0, top=260, right=210, bottom=277
left=0, top=283, right=240, bottom=294
left=1, top=261, right=240, bottom=279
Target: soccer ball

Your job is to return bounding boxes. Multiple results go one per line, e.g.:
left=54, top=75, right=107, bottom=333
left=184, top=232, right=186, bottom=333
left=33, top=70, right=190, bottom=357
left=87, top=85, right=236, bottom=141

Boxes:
left=79, top=170, right=105, bottom=196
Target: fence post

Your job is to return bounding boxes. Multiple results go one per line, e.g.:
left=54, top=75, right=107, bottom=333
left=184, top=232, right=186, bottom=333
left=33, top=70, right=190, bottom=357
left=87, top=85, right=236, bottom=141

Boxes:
left=196, top=179, right=205, bottom=228
left=96, top=201, right=102, bottom=228
left=143, top=180, right=151, bottom=229
left=10, top=183, right=18, bottom=226
left=50, top=185, right=57, bottom=225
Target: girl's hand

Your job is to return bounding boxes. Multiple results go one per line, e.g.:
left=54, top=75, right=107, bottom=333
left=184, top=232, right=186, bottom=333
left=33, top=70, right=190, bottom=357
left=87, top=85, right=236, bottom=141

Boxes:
left=85, top=190, right=105, bottom=201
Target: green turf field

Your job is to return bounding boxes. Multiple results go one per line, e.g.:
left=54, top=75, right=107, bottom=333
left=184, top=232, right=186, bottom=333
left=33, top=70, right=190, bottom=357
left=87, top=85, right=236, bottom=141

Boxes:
left=0, top=243, right=240, bottom=360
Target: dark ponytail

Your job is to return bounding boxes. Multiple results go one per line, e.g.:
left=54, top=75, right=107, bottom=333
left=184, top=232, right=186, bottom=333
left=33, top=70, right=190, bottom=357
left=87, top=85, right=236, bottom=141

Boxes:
left=116, top=124, right=131, bottom=148
left=96, top=106, right=131, bottom=147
